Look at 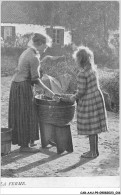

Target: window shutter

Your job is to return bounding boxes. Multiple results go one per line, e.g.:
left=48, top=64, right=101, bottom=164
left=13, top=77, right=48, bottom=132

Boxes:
left=46, top=28, right=51, bottom=36
left=53, top=29, right=56, bottom=43
left=1, top=26, right=4, bottom=39
left=12, top=26, right=15, bottom=40
left=59, top=29, right=64, bottom=45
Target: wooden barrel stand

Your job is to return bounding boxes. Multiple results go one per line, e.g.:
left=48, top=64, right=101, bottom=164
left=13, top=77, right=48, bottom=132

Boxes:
left=39, top=122, right=73, bottom=154
left=35, top=96, right=74, bottom=154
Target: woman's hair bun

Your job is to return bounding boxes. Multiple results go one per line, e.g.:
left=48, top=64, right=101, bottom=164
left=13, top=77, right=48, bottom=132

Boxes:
left=32, top=33, right=46, bottom=45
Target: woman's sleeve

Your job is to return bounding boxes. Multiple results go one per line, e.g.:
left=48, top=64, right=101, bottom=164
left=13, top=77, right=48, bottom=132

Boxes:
left=29, top=56, right=40, bottom=80
left=75, top=72, right=87, bottom=99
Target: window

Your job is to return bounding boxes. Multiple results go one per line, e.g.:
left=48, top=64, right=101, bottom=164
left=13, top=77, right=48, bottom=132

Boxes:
left=4, top=27, right=12, bottom=39
left=53, top=29, right=60, bottom=44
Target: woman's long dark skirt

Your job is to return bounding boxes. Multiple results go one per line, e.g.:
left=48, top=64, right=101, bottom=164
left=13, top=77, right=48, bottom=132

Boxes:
left=8, top=81, right=39, bottom=146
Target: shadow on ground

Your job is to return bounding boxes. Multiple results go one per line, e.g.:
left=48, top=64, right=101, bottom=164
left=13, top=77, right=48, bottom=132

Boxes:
left=1, top=147, right=94, bottom=177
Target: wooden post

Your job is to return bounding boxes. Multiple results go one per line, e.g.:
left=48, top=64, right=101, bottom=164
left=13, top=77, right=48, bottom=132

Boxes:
left=39, top=123, right=56, bottom=148
left=39, top=122, right=73, bottom=154
left=55, top=124, right=73, bottom=154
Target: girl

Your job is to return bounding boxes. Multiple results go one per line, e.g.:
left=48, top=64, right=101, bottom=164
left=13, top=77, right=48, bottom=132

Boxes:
left=70, top=46, right=108, bottom=158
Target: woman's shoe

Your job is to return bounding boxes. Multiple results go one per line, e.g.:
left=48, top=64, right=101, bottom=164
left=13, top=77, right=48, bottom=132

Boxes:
left=19, top=147, right=40, bottom=153
left=49, top=140, right=56, bottom=146
left=30, top=143, right=37, bottom=147
left=30, top=141, right=37, bottom=147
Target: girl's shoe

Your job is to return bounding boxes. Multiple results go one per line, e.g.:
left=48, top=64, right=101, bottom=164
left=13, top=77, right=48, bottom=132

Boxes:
left=82, top=150, right=99, bottom=156
left=82, top=134, right=99, bottom=158
left=30, top=143, right=37, bottom=147
left=81, top=151, right=98, bottom=158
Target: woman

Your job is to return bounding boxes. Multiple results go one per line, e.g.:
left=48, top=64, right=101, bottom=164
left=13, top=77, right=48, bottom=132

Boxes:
left=70, top=46, right=108, bottom=158
left=8, top=33, right=58, bottom=153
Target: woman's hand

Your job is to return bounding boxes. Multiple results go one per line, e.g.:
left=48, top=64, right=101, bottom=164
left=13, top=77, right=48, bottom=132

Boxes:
left=52, top=93, right=61, bottom=102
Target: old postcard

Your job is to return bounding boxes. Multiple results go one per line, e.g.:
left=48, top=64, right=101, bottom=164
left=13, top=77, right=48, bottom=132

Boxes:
left=1, top=0, right=120, bottom=194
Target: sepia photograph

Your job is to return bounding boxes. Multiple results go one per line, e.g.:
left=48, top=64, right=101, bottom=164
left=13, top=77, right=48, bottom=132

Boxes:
left=1, top=0, right=120, bottom=194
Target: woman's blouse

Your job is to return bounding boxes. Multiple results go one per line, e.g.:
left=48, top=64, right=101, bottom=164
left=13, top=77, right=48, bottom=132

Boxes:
left=12, top=48, right=40, bottom=82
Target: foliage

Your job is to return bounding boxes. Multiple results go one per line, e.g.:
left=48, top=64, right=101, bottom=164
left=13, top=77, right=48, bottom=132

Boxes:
left=1, top=47, right=24, bottom=57
left=1, top=55, right=18, bottom=76
left=1, top=51, right=119, bottom=113
left=15, top=33, right=33, bottom=47
left=1, top=33, right=33, bottom=48
left=98, top=68, right=119, bottom=112
left=1, top=1, right=119, bottom=68
left=41, top=53, right=119, bottom=112
left=2, top=1, right=119, bottom=45
left=108, top=30, right=119, bottom=65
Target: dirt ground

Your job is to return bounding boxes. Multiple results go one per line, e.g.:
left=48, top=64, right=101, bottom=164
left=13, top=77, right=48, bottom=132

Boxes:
left=1, top=76, right=120, bottom=177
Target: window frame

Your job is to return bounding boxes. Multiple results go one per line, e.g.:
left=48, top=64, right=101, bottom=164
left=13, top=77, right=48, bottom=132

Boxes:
left=52, top=29, right=60, bottom=44
left=4, top=26, right=13, bottom=40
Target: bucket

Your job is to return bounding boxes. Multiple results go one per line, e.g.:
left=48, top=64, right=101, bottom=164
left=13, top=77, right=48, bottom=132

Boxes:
left=1, top=128, right=12, bottom=156
left=35, top=96, right=75, bottom=126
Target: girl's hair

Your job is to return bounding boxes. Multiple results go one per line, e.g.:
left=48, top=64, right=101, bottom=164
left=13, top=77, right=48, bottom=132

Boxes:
left=73, top=45, right=96, bottom=71
left=28, top=33, right=52, bottom=48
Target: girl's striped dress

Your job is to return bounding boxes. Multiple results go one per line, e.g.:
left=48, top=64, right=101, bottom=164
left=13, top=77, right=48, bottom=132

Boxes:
left=76, top=65, right=108, bottom=135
